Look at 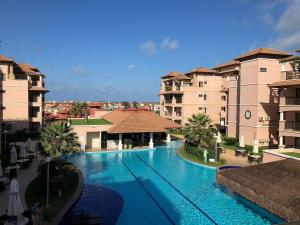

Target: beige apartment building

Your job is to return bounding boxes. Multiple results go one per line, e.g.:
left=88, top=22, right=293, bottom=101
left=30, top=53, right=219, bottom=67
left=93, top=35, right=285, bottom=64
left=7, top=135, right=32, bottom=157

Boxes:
left=160, top=47, right=296, bottom=147
left=0, top=54, right=47, bottom=132
left=225, top=48, right=290, bottom=147
left=269, top=49, right=300, bottom=148
left=159, top=69, right=227, bottom=128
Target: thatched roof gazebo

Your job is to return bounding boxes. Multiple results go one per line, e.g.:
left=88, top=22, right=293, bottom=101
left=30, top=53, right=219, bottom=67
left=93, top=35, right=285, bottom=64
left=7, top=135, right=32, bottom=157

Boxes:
left=217, top=159, right=300, bottom=222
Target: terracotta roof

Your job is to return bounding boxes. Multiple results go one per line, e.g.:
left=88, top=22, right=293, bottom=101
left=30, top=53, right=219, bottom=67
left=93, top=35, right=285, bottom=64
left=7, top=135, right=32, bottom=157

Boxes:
left=18, top=63, right=43, bottom=76
left=102, top=110, right=181, bottom=133
left=269, top=79, right=300, bottom=87
left=213, top=60, right=240, bottom=69
left=161, top=72, right=183, bottom=78
left=185, top=67, right=217, bottom=75
left=279, top=55, right=300, bottom=63
left=0, top=55, right=13, bottom=62
left=170, top=74, right=191, bottom=80
left=235, top=48, right=290, bottom=61
left=88, top=102, right=102, bottom=108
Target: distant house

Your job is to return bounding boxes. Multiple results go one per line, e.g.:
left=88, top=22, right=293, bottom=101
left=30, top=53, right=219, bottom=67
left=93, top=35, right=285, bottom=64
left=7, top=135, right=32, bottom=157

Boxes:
left=70, top=110, right=181, bottom=150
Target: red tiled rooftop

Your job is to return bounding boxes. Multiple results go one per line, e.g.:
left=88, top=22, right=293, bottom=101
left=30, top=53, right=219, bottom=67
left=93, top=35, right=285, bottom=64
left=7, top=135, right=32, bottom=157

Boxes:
left=186, top=67, right=217, bottom=75
left=235, top=48, right=290, bottom=61
left=213, top=60, right=240, bottom=69
left=0, top=55, right=13, bottom=62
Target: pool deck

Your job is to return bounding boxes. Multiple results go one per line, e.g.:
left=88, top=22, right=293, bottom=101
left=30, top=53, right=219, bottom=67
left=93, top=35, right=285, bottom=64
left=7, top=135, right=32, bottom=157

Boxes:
left=0, top=155, right=41, bottom=216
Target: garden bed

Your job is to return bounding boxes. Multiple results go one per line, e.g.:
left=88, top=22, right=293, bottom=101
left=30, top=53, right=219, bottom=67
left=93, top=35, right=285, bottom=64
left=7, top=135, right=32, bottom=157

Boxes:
left=25, top=161, right=79, bottom=222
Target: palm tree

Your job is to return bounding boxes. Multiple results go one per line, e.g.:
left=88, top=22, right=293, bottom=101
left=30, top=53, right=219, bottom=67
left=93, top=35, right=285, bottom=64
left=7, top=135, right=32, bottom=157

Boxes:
left=41, top=121, right=79, bottom=158
left=183, top=113, right=217, bottom=150
left=70, top=102, right=88, bottom=118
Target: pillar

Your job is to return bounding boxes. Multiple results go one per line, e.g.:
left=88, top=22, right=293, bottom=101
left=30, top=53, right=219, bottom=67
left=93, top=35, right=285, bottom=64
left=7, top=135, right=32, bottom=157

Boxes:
left=99, top=132, right=102, bottom=150
left=280, top=111, right=284, bottom=121
left=149, top=132, right=154, bottom=149
left=279, top=136, right=284, bottom=148
left=118, top=134, right=123, bottom=150
left=141, top=133, right=145, bottom=144
left=166, top=133, right=171, bottom=143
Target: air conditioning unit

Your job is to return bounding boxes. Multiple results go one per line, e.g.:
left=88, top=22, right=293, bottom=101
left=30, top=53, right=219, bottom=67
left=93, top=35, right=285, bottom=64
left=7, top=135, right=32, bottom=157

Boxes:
left=259, top=116, right=264, bottom=122
left=265, top=116, right=271, bottom=121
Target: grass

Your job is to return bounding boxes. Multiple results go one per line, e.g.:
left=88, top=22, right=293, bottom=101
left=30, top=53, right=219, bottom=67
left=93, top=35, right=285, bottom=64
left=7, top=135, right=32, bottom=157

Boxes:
left=25, top=164, right=79, bottom=222
left=281, top=152, right=300, bottom=158
left=177, top=147, right=226, bottom=167
left=70, top=118, right=111, bottom=125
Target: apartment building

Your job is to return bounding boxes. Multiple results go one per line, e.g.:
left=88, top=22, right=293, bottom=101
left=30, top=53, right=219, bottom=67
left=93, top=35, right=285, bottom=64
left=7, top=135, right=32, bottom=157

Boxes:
left=159, top=69, right=226, bottom=128
left=269, top=49, right=300, bottom=148
left=0, top=55, right=47, bottom=132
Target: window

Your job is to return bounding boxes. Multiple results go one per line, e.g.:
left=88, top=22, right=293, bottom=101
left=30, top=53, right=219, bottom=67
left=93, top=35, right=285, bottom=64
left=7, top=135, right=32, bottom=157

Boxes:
left=204, top=81, right=207, bottom=84
left=204, top=107, right=207, bottom=113
left=260, top=67, right=267, bottom=72
left=204, top=94, right=207, bottom=100
left=221, top=107, right=226, bottom=112
left=198, top=107, right=203, bottom=110
left=221, top=95, right=226, bottom=101
left=199, top=94, right=203, bottom=97
left=199, top=82, right=204, bottom=87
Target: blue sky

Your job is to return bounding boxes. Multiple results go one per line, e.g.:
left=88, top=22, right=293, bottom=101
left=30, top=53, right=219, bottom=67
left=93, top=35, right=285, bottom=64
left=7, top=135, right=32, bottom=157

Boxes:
left=0, top=0, right=299, bottom=102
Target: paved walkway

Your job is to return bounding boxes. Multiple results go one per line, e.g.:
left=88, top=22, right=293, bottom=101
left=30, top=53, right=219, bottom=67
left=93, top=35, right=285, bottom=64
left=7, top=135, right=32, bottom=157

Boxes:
left=221, top=149, right=250, bottom=167
left=0, top=155, right=42, bottom=216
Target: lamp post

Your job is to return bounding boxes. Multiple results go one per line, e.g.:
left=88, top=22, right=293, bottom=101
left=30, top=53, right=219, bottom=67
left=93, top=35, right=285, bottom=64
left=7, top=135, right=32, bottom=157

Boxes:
left=45, top=156, right=52, bottom=207
left=215, top=132, right=222, bottom=162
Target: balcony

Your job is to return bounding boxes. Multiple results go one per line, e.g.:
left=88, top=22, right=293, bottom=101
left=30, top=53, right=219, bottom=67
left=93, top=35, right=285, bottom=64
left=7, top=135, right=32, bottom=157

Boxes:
left=174, top=111, right=182, bottom=117
left=285, top=97, right=300, bottom=105
left=285, top=71, right=300, bottom=80
left=285, top=121, right=300, bottom=131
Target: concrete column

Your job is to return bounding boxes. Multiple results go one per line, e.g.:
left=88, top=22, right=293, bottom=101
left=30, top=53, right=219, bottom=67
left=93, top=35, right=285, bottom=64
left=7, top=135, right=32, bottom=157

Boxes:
left=166, top=133, right=171, bottom=143
left=280, top=111, right=284, bottom=121
left=141, top=133, right=145, bottom=144
left=118, top=134, right=123, bottom=150
left=99, top=132, right=102, bottom=150
left=149, top=132, right=154, bottom=149
left=279, top=136, right=284, bottom=148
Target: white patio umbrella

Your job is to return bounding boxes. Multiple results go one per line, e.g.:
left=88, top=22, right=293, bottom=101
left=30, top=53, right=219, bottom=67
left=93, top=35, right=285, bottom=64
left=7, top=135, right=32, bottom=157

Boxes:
left=10, top=146, right=18, bottom=164
left=7, top=179, right=24, bottom=217
left=0, top=160, right=3, bottom=177
left=253, top=140, right=259, bottom=154
left=239, top=135, right=245, bottom=148
left=19, top=143, right=27, bottom=158
left=27, top=138, right=32, bottom=152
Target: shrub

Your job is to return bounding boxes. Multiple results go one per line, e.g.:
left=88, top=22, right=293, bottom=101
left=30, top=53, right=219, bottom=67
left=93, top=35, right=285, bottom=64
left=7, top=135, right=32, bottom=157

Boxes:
left=223, top=137, right=239, bottom=146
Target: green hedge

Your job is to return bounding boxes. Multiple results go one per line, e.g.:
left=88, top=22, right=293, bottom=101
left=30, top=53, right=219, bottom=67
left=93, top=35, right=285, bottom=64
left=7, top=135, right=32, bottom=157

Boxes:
left=223, top=137, right=239, bottom=146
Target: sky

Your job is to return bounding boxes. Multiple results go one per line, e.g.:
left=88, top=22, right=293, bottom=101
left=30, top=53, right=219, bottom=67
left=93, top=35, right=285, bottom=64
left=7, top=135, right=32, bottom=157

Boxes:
left=0, top=0, right=300, bottom=102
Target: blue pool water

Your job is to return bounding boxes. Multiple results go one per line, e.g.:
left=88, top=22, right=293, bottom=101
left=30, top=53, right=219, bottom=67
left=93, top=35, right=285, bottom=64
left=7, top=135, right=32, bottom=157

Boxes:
left=64, top=141, right=284, bottom=225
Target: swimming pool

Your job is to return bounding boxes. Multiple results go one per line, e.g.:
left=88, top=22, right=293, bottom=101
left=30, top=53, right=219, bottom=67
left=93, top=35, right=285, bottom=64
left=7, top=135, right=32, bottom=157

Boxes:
left=63, top=141, right=283, bottom=225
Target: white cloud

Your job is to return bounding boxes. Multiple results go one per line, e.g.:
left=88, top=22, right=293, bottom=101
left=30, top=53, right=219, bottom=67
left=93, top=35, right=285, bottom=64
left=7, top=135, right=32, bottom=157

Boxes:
left=260, top=0, right=300, bottom=50
left=140, top=40, right=156, bottom=55
left=161, top=38, right=179, bottom=50
left=73, top=65, right=88, bottom=75
left=126, top=64, right=136, bottom=72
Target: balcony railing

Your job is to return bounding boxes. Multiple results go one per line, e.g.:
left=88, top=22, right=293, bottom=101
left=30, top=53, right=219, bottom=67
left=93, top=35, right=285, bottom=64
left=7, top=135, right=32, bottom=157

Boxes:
left=176, top=99, right=182, bottom=104
left=285, top=97, right=300, bottom=105
left=165, top=112, right=172, bottom=116
left=285, top=121, right=300, bottom=131
left=286, top=71, right=300, bottom=80
left=175, top=112, right=182, bottom=117
left=165, top=86, right=172, bottom=91
left=165, top=99, right=172, bottom=104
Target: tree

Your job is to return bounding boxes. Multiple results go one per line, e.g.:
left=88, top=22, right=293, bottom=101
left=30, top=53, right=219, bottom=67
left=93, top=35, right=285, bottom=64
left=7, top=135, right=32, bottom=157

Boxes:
left=70, top=102, right=88, bottom=118
left=183, top=113, right=217, bottom=150
left=122, top=101, right=130, bottom=109
left=41, top=121, right=79, bottom=158
left=132, top=101, right=138, bottom=108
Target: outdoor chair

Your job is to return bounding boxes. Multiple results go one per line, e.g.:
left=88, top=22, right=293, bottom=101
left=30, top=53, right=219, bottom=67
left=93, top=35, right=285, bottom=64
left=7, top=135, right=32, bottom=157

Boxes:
left=235, top=149, right=240, bottom=157
left=247, top=155, right=254, bottom=164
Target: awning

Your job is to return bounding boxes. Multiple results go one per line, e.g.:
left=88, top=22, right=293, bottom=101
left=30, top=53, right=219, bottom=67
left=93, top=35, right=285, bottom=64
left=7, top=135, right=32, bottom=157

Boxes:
left=269, top=79, right=300, bottom=88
